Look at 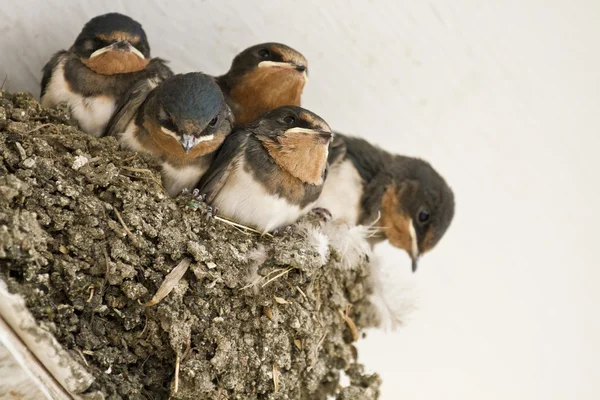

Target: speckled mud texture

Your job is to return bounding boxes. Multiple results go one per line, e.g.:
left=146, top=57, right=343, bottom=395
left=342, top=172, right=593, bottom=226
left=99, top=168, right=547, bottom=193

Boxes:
left=0, top=91, right=381, bottom=400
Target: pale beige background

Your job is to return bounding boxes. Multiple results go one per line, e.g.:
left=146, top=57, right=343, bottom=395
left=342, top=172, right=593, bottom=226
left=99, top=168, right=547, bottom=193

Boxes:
left=1, top=0, right=599, bottom=398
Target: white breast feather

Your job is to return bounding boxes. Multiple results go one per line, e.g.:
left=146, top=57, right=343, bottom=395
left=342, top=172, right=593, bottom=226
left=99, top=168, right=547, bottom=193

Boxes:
left=40, top=56, right=116, bottom=137
left=118, top=120, right=145, bottom=152
left=69, top=96, right=116, bottom=137
left=162, top=163, right=208, bottom=197
left=213, top=160, right=313, bottom=233
left=316, top=159, right=363, bottom=224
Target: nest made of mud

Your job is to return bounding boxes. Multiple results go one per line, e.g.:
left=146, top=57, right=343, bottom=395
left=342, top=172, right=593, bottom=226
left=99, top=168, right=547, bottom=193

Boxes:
left=0, top=91, right=381, bottom=400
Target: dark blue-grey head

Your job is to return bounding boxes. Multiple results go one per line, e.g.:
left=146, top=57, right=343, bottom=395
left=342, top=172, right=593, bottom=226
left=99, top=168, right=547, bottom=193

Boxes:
left=72, top=13, right=150, bottom=74
left=250, top=105, right=330, bottom=138
left=153, top=73, right=233, bottom=152
left=383, top=157, right=455, bottom=272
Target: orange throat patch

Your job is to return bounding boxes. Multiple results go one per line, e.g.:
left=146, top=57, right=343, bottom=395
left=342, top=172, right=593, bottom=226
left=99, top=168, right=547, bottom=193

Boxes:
left=83, top=51, right=149, bottom=75
left=230, top=68, right=305, bottom=124
left=141, top=119, right=225, bottom=167
left=380, top=185, right=413, bottom=253
left=261, top=133, right=328, bottom=185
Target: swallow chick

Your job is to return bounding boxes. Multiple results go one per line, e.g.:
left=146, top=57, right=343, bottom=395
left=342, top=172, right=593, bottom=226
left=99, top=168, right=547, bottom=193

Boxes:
left=216, top=43, right=308, bottom=125
left=196, top=106, right=332, bottom=233
left=106, top=72, right=234, bottom=196
left=316, top=134, right=455, bottom=272
left=40, top=12, right=173, bottom=136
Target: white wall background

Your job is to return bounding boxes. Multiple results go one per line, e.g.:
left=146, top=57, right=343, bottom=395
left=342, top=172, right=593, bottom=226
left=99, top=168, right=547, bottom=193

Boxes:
left=2, top=1, right=600, bottom=399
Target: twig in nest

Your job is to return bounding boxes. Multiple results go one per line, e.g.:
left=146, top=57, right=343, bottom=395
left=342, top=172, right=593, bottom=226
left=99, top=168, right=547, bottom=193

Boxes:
left=114, top=208, right=138, bottom=245
left=338, top=305, right=359, bottom=342
left=137, top=314, right=149, bottom=339
left=86, top=286, right=94, bottom=303
left=262, top=267, right=294, bottom=288
left=240, top=267, right=287, bottom=291
left=26, top=123, right=53, bottom=135
left=120, top=166, right=163, bottom=189
left=296, top=286, right=307, bottom=299
left=75, top=348, right=89, bottom=367
left=119, top=154, right=138, bottom=163
left=182, top=336, right=193, bottom=362
left=1, top=74, right=7, bottom=90
left=309, top=331, right=328, bottom=371
left=145, top=258, right=191, bottom=306
left=273, top=363, right=279, bottom=393
left=213, top=215, right=273, bottom=237
left=101, top=245, right=110, bottom=295
left=173, top=353, right=180, bottom=395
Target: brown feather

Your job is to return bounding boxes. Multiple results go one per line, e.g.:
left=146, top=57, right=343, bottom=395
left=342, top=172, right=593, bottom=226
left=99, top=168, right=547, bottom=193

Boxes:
left=380, top=184, right=413, bottom=253
left=260, top=132, right=328, bottom=185
left=230, top=68, right=305, bottom=124
left=83, top=51, right=149, bottom=75
left=421, top=228, right=436, bottom=253
left=139, top=118, right=226, bottom=167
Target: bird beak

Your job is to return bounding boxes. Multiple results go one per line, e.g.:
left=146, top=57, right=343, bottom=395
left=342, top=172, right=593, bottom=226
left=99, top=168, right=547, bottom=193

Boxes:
left=284, top=127, right=332, bottom=143
left=90, top=40, right=145, bottom=60
left=408, top=219, right=420, bottom=273
left=258, top=61, right=308, bottom=78
left=258, top=61, right=296, bottom=69
left=180, top=134, right=215, bottom=153
left=180, top=135, right=198, bottom=153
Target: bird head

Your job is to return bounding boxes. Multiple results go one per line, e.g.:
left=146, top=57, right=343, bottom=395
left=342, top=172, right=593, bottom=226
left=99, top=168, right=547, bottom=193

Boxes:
left=73, top=13, right=151, bottom=75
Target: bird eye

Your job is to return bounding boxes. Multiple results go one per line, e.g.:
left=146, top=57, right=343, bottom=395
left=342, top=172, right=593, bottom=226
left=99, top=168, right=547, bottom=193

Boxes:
left=418, top=209, right=430, bottom=223
left=258, top=49, right=270, bottom=59
left=283, top=116, right=296, bottom=124
left=209, top=116, right=219, bottom=126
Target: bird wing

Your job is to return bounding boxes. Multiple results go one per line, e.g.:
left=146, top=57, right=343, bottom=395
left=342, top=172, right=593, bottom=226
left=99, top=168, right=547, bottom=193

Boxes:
left=147, top=58, right=175, bottom=81
left=328, top=132, right=348, bottom=167
left=103, top=77, right=159, bottom=138
left=104, top=58, right=173, bottom=138
left=40, top=50, right=68, bottom=99
left=196, top=130, right=249, bottom=203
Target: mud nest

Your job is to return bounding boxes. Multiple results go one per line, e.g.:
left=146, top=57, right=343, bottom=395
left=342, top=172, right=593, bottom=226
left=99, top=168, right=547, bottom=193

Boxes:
left=0, top=91, right=381, bottom=400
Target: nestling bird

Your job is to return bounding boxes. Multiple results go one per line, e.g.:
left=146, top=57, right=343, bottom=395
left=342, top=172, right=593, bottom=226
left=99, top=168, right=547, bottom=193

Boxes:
left=216, top=43, right=308, bottom=125
left=196, top=106, right=332, bottom=233
left=105, top=72, right=234, bottom=196
left=40, top=12, right=172, bottom=136
left=316, top=134, right=455, bottom=272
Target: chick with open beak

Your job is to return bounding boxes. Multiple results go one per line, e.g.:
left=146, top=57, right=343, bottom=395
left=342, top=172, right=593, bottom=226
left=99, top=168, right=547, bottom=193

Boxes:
left=216, top=43, right=308, bottom=125
left=106, top=72, right=234, bottom=197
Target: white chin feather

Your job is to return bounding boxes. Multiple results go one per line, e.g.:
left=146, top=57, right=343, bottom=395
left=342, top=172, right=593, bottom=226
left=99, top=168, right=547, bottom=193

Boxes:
left=257, top=61, right=296, bottom=69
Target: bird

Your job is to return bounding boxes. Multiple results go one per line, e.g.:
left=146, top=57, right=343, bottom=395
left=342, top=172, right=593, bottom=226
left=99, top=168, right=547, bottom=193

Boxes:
left=315, top=134, right=455, bottom=272
left=195, top=105, right=333, bottom=234
left=105, top=72, right=234, bottom=196
left=40, top=12, right=173, bottom=137
left=216, top=43, right=308, bottom=125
